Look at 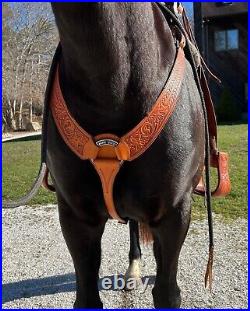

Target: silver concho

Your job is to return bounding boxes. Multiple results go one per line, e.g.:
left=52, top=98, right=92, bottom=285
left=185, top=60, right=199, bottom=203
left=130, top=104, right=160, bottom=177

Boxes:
left=95, top=138, right=119, bottom=147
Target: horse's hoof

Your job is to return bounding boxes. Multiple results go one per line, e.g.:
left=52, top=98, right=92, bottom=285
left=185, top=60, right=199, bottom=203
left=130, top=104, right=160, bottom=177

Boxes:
left=124, top=259, right=141, bottom=290
left=152, top=286, right=181, bottom=308
left=74, top=300, right=103, bottom=309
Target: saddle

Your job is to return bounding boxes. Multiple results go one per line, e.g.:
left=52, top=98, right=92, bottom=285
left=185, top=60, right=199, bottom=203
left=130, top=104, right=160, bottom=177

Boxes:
left=43, top=4, right=231, bottom=224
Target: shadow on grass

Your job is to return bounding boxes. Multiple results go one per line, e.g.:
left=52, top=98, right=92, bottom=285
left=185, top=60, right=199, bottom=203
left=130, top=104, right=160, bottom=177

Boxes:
left=2, top=273, right=155, bottom=303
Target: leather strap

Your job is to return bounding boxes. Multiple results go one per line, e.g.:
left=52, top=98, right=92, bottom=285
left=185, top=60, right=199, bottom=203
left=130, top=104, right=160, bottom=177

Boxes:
left=91, top=133, right=126, bottom=223
left=49, top=44, right=186, bottom=222
left=91, top=158, right=124, bottom=223
left=120, top=46, right=186, bottom=161
left=199, top=67, right=218, bottom=151
left=156, top=3, right=230, bottom=293
left=194, top=152, right=231, bottom=197
left=174, top=5, right=230, bottom=198
left=42, top=166, right=55, bottom=192
left=51, top=69, right=99, bottom=160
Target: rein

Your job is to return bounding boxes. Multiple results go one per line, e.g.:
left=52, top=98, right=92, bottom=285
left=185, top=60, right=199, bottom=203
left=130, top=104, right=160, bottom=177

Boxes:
left=158, top=2, right=216, bottom=289
left=157, top=2, right=227, bottom=291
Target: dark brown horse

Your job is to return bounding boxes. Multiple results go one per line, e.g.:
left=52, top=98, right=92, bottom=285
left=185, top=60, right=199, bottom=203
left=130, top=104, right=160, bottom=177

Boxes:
left=48, top=2, right=205, bottom=308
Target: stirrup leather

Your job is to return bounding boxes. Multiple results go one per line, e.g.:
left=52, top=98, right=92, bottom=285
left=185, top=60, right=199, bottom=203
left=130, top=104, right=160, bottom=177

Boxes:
left=194, top=151, right=231, bottom=197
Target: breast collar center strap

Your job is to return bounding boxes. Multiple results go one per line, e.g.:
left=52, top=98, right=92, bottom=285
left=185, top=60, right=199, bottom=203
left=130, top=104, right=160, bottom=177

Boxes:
left=49, top=39, right=186, bottom=223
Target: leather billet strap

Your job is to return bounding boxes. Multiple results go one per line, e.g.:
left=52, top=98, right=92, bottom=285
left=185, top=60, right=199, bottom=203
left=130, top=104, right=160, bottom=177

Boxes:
left=49, top=43, right=186, bottom=223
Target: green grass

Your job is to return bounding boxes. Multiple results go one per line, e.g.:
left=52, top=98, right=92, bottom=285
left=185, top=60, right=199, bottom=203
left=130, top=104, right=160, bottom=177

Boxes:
left=2, top=137, right=56, bottom=205
left=2, top=124, right=248, bottom=219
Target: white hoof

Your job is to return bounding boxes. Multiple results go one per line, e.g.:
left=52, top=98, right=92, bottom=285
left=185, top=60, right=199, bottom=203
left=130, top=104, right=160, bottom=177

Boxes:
left=124, top=259, right=141, bottom=290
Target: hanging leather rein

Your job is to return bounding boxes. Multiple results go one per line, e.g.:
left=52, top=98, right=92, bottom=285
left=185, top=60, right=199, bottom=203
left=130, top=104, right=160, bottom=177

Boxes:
left=45, top=38, right=186, bottom=223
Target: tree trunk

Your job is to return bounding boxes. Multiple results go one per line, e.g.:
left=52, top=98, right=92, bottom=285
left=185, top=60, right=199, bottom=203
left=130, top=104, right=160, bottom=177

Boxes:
left=17, top=61, right=29, bottom=130
left=29, top=60, right=34, bottom=123
left=17, top=98, right=24, bottom=129
left=29, top=99, right=33, bottom=123
left=6, top=99, right=16, bottom=131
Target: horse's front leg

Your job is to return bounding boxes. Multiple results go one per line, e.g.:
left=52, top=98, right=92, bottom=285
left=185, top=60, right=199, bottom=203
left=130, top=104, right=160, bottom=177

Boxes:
left=57, top=195, right=107, bottom=309
left=125, top=220, right=141, bottom=287
left=151, top=193, right=191, bottom=308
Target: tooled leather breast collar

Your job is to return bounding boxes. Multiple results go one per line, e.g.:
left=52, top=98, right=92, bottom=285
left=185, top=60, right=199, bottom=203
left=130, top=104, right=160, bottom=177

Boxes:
left=47, top=38, right=186, bottom=223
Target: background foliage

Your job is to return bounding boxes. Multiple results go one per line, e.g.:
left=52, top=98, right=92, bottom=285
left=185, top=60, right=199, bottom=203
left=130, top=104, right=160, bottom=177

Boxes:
left=2, top=3, right=58, bottom=131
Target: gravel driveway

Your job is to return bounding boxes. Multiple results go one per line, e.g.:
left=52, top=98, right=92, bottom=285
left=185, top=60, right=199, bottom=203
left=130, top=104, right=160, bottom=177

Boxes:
left=2, top=205, right=248, bottom=309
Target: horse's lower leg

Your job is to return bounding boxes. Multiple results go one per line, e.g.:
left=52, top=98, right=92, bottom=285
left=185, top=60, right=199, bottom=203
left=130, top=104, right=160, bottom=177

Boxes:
left=58, top=199, right=106, bottom=308
left=125, top=220, right=141, bottom=286
left=151, top=195, right=191, bottom=308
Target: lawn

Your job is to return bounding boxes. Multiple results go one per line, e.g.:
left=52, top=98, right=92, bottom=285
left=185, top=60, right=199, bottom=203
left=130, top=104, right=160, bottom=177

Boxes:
left=2, top=124, right=248, bottom=220
left=2, top=136, right=56, bottom=205
left=192, top=124, right=248, bottom=220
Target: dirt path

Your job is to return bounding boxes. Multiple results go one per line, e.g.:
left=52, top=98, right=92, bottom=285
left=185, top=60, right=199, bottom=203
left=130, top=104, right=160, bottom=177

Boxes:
left=2, top=205, right=248, bottom=309
left=2, top=131, right=41, bottom=142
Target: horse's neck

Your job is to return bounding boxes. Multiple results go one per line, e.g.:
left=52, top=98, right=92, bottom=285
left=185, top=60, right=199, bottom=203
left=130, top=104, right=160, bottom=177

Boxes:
left=52, top=3, right=176, bottom=134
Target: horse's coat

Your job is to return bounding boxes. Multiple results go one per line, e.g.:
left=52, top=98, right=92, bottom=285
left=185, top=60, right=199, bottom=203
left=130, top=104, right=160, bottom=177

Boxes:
left=48, top=3, right=205, bottom=308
